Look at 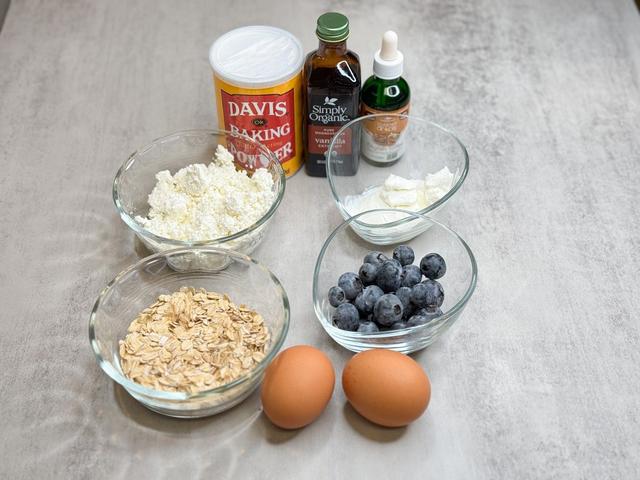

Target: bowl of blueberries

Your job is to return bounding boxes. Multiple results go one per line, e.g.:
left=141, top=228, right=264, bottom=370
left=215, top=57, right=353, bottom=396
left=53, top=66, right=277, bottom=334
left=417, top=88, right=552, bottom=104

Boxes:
left=313, top=209, right=477, bottom=353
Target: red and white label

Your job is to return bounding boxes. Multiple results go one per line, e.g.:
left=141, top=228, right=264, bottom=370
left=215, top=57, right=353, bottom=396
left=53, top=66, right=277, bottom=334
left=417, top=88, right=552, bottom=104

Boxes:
left=221, top=89, right=296, bottom=169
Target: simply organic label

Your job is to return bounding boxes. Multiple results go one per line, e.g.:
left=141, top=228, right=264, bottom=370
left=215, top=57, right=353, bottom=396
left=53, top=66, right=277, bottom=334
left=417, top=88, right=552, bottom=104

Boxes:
left=307, top=93, right=358, bottom=155
left=221, top=89, right=296, bottom=166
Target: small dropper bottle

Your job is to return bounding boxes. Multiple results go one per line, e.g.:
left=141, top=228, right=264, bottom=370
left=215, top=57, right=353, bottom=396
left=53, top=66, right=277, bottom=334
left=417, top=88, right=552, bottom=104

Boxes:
left=361, top=31, right=410, bottom=164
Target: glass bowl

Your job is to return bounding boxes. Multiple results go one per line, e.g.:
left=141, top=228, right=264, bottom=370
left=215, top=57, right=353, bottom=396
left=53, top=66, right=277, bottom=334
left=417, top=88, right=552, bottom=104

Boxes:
left=313, top=210, right=477, bottom=353
left=113, top=129, right=286, bottom=256
left=326, top=115, right=468, bottom=245
left=89, top=247, right=290, bottom=418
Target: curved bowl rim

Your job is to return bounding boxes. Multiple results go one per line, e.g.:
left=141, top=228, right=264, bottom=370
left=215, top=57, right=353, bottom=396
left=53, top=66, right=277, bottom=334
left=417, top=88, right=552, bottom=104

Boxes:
left=112, top=128, right=286, bottom=247
left=325, top=114, right=469, bottom=228
left=89, top=246, right=291, bottom=401
left=312, top=209, right=477, bottom=342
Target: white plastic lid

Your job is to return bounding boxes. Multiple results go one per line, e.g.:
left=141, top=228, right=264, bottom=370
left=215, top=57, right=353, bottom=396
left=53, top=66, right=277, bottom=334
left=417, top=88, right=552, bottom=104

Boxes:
left=373, top=31, right=404, bottom=80
left=209, top=26, right=304, bottom=89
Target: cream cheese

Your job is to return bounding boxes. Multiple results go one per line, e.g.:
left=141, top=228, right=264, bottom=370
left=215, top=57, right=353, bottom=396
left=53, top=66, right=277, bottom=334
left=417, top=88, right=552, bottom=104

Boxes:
left=343, top=167, right=454, bottom=221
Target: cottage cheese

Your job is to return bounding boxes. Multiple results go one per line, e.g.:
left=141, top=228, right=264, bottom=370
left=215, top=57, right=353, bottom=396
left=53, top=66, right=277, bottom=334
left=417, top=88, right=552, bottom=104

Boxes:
left=135, top=145, right=275, bottom=241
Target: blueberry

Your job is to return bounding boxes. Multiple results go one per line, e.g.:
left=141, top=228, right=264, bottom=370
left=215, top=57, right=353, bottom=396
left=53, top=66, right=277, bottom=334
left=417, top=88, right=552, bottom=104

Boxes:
left=375, top=260, right=402, bottom=293
left=357, top=321, right=380, bottom=333
left=393, top=245, right=415, bottom=266
left=421, top=279, right=444, bottom=308
left=373, top=293, right=403, bottom=326
left=395, top=286, right=412, bottom=311
left=328, top=286, right=346, bottom=307
left=354, top=285, right=384, bottom=315
left=390, top=321, right=409, bottom=330
left=332, top=303, right=360, bottom=331
left=338, top=272, right=363, bottom=300
left=410, top=282, right=430, bottom=308
left=420, top=253, right=446, bottom=280
left=358, top=263, right=378, bottom=285
left=408, top=307, right=443, bottom=327
left=407, top=314, right=428, bottom=327
left=395, top=286, right=415, bottom=320
left=363, top=251, right=388, bottom=267
left=400, top=265, right=422, bottom=288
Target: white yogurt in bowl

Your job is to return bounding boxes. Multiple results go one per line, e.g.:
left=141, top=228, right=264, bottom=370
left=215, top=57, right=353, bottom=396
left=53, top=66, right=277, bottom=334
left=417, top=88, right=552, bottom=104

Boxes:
left=325, top=115, right=469, bottom=245
left=342, top=168, right=456, bottom=244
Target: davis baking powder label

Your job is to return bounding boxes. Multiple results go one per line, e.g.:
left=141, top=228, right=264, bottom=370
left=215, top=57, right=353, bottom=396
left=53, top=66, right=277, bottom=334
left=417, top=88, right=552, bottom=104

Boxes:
left=221, top=89, right=296, bottom=168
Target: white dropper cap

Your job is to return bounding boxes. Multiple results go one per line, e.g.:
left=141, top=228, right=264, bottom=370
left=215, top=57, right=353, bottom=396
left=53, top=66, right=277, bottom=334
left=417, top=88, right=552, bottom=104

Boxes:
left=373, top=30, right=404, bottom=80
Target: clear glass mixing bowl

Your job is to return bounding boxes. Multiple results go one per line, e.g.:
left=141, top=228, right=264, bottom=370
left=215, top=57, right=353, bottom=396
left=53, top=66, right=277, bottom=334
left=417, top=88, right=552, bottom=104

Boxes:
left=89, top=247, right=290, bottom=418
left=313, top=210, right=477, bottom=353
left=326, top=115, right=469, bottom=245
left=113, top=129, right=286, bottom=256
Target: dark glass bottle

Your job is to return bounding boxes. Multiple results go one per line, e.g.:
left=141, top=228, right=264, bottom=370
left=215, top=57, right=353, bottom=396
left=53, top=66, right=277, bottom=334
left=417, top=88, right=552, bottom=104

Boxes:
left=361, top=76, right=410, bottom=113
left=304, top=12, right=361, bottom=177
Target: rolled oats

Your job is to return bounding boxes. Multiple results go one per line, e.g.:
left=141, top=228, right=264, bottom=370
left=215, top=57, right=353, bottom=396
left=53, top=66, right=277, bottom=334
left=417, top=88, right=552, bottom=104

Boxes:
left=119, top=287, right=270, bottom=393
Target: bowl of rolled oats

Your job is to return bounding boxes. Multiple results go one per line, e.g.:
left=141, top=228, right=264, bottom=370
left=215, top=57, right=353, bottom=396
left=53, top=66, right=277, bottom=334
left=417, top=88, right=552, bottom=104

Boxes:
left=89, top=247, right=290, bottom=418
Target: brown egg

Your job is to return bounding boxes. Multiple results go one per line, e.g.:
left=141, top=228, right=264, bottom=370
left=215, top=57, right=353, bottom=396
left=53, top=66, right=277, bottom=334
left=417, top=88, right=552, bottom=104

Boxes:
left=261, top=345, right=335, bottom=429
left=342, top=349, right=431, bottom=427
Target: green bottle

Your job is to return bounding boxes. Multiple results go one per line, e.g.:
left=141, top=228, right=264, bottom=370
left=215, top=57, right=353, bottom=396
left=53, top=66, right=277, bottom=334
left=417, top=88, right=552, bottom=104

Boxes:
left=360, top=31, right=410, bottom=165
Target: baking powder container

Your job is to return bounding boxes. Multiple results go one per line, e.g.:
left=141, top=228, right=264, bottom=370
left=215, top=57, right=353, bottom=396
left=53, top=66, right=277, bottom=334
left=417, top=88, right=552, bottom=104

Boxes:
left=209, top=26, right=305, bottom=176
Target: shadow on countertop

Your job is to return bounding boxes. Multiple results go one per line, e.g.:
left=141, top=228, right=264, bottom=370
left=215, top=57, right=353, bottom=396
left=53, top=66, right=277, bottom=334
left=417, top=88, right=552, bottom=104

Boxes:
left=0, top=0, right=9, bottom=34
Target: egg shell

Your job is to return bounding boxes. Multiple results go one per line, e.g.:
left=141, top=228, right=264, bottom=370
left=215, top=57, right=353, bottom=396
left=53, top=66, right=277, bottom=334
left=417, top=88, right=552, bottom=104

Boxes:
left=261, top=345, right=335, bottom=429
left=342, top=349, right=431, bottom=427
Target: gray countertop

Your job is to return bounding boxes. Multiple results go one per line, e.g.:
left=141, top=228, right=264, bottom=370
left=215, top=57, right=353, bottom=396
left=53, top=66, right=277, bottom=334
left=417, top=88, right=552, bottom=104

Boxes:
left=2, top=0, right=640, bottom=478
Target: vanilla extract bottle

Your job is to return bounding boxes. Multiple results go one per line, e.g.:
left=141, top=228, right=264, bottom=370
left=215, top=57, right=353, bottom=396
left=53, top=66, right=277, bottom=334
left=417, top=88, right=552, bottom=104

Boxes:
left=304, top=12, right=361, bottom=176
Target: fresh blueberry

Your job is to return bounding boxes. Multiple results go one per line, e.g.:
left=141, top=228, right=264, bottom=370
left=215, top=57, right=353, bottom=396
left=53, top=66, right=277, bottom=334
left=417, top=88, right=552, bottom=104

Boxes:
left=420, top=253, right=447, bottom=280
left=357, top=321, right=380, bottom=333
left=410, top=282, right=430, bottom=308
left=358, top=263, right=378, bottom=285
left=393, top=245, right=415, bottom=266
left=375, top=260, right=402, bottom=293
left=338, top=272, right=363, bottom=300
left=403, top=303, right=416, bottom=320
left=421, top=279, right=445, bottom=308
left=373, top=293, right=403, bottom=326
left=389, top=258, right=402, bottom=269
left=363, top=251, right=388, bottom=267
left=328, top=286, right=346, bottom=307
left=362, top=313, right=374, bottom=322
left=408, top=307, right=443, bottom=327
left=407, top=314, right=428, bottom=327
left=395, top=286, right=415, bottom=319
left=332, top=303, right=360, bottom=331
left=354, top=285, right=384, bottom=315
left=395, top=286, right=412, bottom=311
left=390, top=321, right=409, bottom=330
left=400, top=264, right=422, bottom=288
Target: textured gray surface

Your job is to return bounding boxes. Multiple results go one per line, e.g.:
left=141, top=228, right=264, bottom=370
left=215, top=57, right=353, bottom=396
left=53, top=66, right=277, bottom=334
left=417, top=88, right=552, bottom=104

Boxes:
left=1, top=0, right=640, bottom=478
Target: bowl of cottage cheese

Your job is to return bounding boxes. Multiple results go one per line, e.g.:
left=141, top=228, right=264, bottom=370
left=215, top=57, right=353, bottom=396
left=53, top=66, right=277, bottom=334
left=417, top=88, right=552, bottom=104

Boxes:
left=325, top=115, right=469, bottom=245
left=113, top=129, right=285, bottom=261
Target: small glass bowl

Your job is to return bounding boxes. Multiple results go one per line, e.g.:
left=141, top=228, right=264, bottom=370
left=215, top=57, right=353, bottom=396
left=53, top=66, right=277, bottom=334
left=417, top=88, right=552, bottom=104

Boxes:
left=113, top=129, right=286, bottom=256
left=89, top=247, right=290, bottom=418
left=326, top=115, right=468, bottom=245
left=313, top=210, right=477, bottom=353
